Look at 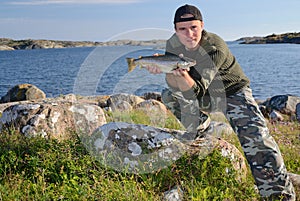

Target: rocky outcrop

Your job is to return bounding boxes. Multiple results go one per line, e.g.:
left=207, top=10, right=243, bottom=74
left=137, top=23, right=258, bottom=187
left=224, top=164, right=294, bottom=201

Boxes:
left=0, top=84, right=46, bottom=103
left=0, top=89, right=299, bottom=195
left=238, top=32, right=300, bottom=44
left=0, top=95, right=106, bottom=139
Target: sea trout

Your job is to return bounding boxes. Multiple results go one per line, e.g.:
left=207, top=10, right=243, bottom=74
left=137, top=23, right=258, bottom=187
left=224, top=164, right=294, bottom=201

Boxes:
left=126, top=54, right=196, bottom=73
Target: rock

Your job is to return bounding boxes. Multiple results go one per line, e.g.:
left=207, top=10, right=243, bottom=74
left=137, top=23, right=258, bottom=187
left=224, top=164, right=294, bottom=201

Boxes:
left=0, top=99, right=106, bottom=140
left=187, top=136, right=247, bottom=181
left=287, top=172, right=300, bottom=188
left=0, top=83, right=46, bottom=103
left=143, top=92, right=162, bottom=102
left=107, top=93, right=145, bottom=112
left=0, top=45, right=14, bottom=51
left=83, top=122, right=247, bottom=179
left=269, top=110, right=284, bottom=122
left=163, top=185, right=183, bottom=201
left=135, top=99, right=169, bottom=126
left=264, top=95, right=300, bottom=115
left=205, top=121, right=234, bottom=136
left=296, top=103, right=300, bottom=122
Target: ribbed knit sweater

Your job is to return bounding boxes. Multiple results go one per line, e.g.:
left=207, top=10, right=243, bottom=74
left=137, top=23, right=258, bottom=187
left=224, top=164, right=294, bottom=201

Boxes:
left=165, top=30, right=250, bottom=100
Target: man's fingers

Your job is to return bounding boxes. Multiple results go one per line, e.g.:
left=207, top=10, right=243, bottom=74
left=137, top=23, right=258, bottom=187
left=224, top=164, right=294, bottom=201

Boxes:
left=145, top=65, right=162, bottom=74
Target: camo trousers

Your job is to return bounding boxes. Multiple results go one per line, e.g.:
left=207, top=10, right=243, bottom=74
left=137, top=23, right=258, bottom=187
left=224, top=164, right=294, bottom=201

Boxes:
left=161, top=87, right=296, bottom=200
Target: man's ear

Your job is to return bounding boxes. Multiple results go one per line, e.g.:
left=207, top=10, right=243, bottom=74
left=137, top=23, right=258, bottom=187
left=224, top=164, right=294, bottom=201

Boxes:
left=200, top=21, right=204, bottom=29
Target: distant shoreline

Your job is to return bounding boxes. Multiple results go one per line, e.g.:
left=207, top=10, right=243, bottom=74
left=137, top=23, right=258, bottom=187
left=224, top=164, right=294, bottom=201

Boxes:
left=237, top=32, right=300, bottom=44
left=0, top=32, right=299, bottom=51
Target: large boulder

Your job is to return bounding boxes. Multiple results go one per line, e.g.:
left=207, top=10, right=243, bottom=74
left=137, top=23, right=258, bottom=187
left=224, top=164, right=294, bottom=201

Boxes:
left=83, top=122, right=247, bottom=178
left=0, top=98, right=106, bottom=140
left=0, top=83, right=46, bottom=103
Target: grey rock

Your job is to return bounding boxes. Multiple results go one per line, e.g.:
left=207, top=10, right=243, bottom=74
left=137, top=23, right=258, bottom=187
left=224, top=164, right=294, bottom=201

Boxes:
left=264, top=95, right=300, bottom=115
left=107, top=93, right=144, bottom=112
left=163, top=185, right=183, bottom=201
left=269, top=110, right=284, bottom=122
left=0, top=83, right=46, bottom=103
left=0, top=98, right=106, bottom=140
left=83, top=122, right=247, bottom=178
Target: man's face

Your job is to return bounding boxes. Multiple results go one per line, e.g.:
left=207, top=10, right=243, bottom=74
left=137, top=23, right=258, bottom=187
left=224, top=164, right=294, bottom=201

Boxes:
left=175, top=18, right=204, bottom=51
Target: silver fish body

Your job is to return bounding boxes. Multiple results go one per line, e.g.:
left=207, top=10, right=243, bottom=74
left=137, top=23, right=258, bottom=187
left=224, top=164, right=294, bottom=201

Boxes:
left=126, top=54, right=196, bottom=73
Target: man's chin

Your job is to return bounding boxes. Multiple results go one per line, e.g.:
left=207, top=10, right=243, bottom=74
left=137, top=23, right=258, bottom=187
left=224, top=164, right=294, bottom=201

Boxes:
left=185, top=43, right=199, bottom=51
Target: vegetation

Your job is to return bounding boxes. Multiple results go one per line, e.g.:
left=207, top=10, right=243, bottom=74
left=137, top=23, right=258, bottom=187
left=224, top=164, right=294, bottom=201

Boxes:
left=0, top=109, right=299, bottom=200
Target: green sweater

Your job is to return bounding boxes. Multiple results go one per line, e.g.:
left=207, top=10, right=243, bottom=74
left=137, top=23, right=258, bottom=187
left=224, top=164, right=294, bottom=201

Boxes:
left=166, top=30, right=250, bottom=100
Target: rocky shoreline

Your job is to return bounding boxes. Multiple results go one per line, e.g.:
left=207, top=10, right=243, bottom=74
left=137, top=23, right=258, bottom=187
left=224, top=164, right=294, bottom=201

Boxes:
left=0, top=32, right=299, bottom=51
left=0, top=38, right=166, bottom=51
left=0, top=83, right=300, bottom=197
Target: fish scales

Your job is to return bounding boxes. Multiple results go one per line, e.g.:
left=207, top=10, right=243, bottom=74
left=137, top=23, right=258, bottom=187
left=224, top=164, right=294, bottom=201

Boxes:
left=126, top=54, right=196, bottom=73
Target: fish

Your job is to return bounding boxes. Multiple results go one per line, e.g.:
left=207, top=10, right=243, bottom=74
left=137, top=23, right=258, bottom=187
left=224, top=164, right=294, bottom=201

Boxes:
left=126, top=53, right=196, bottom=73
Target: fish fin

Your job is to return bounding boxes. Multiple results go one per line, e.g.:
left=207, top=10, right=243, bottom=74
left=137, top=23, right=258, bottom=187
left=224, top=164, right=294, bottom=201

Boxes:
left=126, top=58, right=137, bottom=72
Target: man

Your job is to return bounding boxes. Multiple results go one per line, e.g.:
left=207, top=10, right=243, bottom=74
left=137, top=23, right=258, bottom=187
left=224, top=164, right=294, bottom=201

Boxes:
left=146, top=4, right=295, bottom=201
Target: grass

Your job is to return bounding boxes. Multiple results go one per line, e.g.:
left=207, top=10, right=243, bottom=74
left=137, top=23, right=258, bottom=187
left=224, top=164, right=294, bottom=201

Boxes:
left=0, top=109, right=299, bottom=200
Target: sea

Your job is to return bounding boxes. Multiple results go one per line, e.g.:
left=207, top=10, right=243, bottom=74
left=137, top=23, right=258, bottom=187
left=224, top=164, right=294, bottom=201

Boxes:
left=0, top=42, right=299, bottom=101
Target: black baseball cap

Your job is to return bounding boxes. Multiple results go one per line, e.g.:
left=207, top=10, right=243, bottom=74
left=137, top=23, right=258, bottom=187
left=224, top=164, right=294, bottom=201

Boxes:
left=173, top=4, right=203, bottom=24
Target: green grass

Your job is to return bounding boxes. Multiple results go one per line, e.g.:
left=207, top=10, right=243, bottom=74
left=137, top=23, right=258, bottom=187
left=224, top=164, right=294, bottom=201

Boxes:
left=0, top=109, right=299, bottom=200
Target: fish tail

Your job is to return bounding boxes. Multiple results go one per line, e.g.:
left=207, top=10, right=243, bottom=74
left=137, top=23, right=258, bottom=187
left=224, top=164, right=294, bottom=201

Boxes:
left=126, top=58, right=137, bottom=72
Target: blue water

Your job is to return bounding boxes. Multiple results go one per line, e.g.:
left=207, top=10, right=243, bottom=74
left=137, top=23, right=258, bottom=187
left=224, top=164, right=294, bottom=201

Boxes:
left=0, top=43, right=299, bottom=101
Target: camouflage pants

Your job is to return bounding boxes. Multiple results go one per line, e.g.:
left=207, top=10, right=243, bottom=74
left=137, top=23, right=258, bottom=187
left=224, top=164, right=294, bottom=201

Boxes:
left=162, top=87, right=295, bottom=200
left=161, top=88, right=210, bottom=134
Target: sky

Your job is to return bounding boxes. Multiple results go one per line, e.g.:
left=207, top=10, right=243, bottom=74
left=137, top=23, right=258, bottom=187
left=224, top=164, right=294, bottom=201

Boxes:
left=0, top=0, right=299, bottom=42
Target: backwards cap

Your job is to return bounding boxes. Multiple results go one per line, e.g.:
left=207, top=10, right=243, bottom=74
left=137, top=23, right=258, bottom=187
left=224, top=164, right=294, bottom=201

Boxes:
left=173, top=4, right=203, bottom=24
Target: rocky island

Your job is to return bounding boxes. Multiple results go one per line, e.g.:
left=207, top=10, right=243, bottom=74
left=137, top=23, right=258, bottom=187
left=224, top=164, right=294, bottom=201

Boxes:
left=238, top=32, right=300, bottom=44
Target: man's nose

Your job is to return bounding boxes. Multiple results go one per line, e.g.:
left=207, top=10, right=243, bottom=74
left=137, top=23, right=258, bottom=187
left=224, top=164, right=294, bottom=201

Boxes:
left=186, top=29, right=193, bottom=37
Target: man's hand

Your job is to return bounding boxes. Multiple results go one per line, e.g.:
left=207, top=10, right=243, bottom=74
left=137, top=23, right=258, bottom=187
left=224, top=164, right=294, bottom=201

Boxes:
left=144, top=53, right=162, bottom=74
left=145, top=65, right=162, bottom=74
left=166, top=68, right=195, bottom=91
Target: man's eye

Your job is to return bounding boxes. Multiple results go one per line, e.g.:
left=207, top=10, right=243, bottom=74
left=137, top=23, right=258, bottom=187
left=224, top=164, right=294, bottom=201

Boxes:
left=179, top=27, right=185, bottom=31
left=191, top=26, right=198, bottom=30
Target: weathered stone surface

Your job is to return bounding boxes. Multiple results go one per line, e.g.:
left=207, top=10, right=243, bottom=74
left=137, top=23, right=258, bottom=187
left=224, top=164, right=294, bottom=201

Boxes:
left=163, top=185, right=183, bottom=201
left=135, top=99, right=169, bottom=126
left=107, top=93, right=145, bottom=112
left=83, top=122, right=247, bottom=178
left=0, top=83, right=46, bottom=103
left=0, top=99, right=106, bottom=140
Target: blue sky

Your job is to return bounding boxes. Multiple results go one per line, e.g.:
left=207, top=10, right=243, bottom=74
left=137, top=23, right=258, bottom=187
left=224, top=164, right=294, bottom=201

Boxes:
left=1, top=0, right=299, bottom=42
